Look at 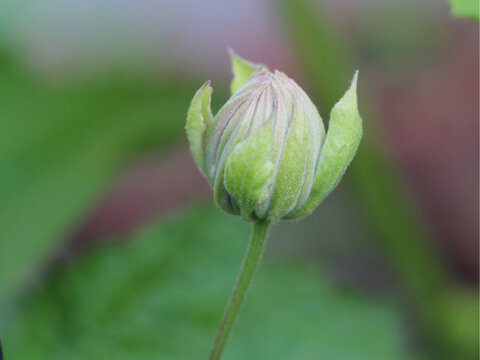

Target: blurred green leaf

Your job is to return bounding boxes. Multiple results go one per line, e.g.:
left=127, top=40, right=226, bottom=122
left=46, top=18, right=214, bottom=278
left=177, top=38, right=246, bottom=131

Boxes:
left=0, top=55, right=196, bottom=307
left=428, top=287, right=479, bottom=360
left=2, top=205, right=408, bottom=359
left=447, top=0, right=479, bottom=21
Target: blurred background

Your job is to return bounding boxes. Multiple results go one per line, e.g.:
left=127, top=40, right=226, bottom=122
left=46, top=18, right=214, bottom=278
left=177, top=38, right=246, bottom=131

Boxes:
left=0, top=0, right=478, bottom=359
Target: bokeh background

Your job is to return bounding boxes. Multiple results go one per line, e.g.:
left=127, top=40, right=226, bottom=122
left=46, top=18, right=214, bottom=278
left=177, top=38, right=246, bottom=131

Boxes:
left=0, top=0, right=478, bottom=359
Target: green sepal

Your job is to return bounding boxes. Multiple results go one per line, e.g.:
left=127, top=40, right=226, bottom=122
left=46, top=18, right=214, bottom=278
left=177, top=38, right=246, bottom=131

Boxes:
left=185, top=81, right=213, bottom=176
left=224, top=125, right=275, bottom=222
left=289, top=71, right=362, bottom=219
left=229, top=49, right=268, bottom=95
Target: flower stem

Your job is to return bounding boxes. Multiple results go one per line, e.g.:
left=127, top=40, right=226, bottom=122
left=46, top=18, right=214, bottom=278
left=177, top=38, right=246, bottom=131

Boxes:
left=208, top=221, right=270, bottom=360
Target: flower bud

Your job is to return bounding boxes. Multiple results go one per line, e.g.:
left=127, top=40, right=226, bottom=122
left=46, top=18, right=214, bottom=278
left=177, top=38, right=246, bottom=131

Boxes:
left=186, top=51, right=362, bottom=223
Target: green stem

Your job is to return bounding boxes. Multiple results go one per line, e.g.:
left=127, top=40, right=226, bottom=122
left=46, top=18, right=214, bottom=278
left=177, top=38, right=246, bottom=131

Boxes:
left=208, top=221, right=270, bottom=360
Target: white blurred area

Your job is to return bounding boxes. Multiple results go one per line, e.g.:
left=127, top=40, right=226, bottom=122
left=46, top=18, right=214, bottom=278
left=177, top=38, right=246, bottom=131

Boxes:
left=0, top=0, right=443, bottom=82
left=0, top=0, right=295, bottom=81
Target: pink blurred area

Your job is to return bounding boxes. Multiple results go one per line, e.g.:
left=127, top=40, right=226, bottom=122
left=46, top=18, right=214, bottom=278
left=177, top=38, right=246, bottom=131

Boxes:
left=375, top=21, right=479, bottom=275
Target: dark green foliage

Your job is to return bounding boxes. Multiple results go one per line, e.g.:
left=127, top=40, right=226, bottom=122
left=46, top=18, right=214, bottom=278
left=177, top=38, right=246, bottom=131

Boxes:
left=1, top=205, right=408, bottom=359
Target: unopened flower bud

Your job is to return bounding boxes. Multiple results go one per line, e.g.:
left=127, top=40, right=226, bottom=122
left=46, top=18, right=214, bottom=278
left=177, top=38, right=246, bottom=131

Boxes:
left=186, top=51, right=362, bottom=223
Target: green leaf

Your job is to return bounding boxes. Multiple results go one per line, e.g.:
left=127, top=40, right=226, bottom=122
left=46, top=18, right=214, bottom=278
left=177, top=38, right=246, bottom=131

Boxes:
left=186, top=80, right=213, bottom=175
left=447, top=0, right=479, bottom=21
left=0, top=56, right=196, bottom=308
left=1, top=205, right=409, bottom=360
left=229, top=49, right=267, bottom=95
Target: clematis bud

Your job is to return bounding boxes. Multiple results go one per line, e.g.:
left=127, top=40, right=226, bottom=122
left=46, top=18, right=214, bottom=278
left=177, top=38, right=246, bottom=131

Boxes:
left=186, top=51, right=362, bottom=223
